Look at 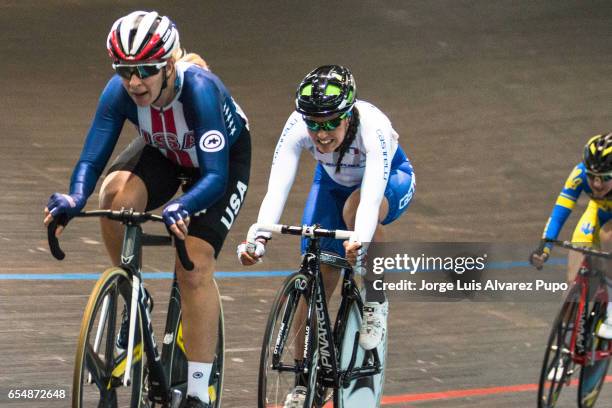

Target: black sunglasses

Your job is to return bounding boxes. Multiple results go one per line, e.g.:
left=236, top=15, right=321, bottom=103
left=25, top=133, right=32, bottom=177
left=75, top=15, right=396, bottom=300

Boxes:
left=112, top=62, right=167, bottom=80
left=586, top=171, right=612, bottom=182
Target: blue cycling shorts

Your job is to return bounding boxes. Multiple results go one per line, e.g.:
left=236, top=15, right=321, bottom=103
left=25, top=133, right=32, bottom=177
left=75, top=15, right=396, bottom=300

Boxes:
left=301, top=150, right=415, bottom=256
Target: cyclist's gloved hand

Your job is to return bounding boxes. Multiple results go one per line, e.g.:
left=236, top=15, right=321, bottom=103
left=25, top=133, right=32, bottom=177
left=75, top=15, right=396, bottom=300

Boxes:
left=344, top=240, right=366, bottom=266
left=162, top=201, right=190, bottom=240
left=237, top=236, right=268, bottom=266
left=44, top=193, right=86, bottom=235
left=530, top=242, right=550, bottom=270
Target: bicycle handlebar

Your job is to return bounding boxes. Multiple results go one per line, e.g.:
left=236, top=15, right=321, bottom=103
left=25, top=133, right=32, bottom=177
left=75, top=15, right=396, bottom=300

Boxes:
left=544, top=238, right=612, bottom=260
left=246, top=223, right=363, bottom=273
left=246, top=223, right=358, bottom=245
left=47, top=209, right=194, bottom=271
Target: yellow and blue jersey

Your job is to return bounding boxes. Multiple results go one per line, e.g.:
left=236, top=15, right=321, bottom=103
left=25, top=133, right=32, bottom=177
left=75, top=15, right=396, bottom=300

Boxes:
left=542, top=162, right=612, bottom=248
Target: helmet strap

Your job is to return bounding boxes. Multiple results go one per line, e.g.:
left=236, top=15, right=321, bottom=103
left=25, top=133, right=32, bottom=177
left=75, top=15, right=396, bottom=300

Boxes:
left=151, top=66, right=168, bottom=105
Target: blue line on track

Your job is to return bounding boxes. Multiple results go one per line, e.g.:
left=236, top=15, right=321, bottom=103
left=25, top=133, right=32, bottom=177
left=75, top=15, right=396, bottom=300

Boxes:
left=0, top=258, right=567, bottom=281
left=0, top=270, right=295, bottom=281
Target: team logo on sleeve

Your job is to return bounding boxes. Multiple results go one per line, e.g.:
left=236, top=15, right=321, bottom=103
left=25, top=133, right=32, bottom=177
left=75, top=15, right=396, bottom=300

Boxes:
left=199, top=130, right=225, bottom=152
left=564, top=166, right=583, bottom=190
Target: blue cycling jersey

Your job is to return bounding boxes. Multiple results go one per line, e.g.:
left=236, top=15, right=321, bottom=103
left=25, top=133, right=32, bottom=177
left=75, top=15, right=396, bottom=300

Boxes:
left=69, top=61, right=248, bottom=214
left=541, top=162, right=609, bottom=242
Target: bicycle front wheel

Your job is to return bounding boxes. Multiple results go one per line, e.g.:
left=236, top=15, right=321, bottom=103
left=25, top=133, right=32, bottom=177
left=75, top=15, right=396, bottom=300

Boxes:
left=258, top=272, right=317, bottom=408
left=538, top=284, right=581, bottom=408
left=578, top=299, right=611, bottom=408
left=73, top=267, right=145, bottom=408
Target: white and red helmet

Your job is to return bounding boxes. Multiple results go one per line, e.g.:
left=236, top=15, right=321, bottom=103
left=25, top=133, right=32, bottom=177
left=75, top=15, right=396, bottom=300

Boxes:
left=106, top=11, right=180, bottom=62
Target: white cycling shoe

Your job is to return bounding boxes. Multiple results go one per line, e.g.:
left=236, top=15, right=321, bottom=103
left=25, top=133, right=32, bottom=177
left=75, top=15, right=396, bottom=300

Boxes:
left=596, top=314, right=612, bottom=339
left=547, top=360, right=565, bottom=382
left=283, top=386, right=306, bottom=408
left=359, top=301, right=389, bottom=350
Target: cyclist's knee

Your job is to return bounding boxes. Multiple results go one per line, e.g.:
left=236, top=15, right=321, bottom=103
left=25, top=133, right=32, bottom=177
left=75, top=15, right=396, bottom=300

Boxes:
left=177, top=262, right=214, bottom=289
left=342, top=191, right=389, bottom=230
left=176, top=238, right=216, bottom=289
left=342, top=190, right=361, bottom=229
left=599, top=223, right=612, bottom=248
left=99, top=171, right=146, bottom=210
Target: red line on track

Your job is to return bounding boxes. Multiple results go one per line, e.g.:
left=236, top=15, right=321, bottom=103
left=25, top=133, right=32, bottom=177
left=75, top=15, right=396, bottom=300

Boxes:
left=380, top=376, right=612, bottom=405
left=277, top=376, right=612, bottom=407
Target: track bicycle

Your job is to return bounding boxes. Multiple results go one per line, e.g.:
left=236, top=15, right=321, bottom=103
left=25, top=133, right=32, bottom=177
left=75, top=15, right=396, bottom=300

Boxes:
left=248, top=223, right=386, bottom=408
left=538, top=239, right=612, bottom=408
left=47, top=209, right=224, bottom=408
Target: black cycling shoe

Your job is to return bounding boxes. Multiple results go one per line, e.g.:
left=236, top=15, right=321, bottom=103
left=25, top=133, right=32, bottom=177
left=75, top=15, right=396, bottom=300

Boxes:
left=183, top=396, right=211, bottom=408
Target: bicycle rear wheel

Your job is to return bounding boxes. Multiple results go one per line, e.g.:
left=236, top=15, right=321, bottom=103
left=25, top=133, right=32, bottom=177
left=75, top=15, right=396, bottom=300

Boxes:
left=578, top=300, right=611, bottom=408
left=334, top=288, right=386, bottom=408
left=258, top=272, right=318, bottom=408
left=538, top=284, right=581, bottom=408
left=161, top=278, right=225, bottom=407
left=73, top=267, right=145, bottom=408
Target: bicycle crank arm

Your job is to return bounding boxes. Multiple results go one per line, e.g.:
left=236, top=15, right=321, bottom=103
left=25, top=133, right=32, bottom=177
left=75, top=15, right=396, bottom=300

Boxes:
left=170, top=389, right=183, bottom=408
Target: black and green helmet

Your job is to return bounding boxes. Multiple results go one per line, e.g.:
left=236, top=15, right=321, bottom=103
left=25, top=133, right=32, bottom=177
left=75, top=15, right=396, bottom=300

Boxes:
left=295, top=65, right=356, bottom=117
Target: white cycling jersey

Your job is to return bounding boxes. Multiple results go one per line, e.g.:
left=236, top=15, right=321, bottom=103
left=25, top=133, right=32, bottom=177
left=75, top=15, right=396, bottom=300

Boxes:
left=257, top=100, right=400, bottom=244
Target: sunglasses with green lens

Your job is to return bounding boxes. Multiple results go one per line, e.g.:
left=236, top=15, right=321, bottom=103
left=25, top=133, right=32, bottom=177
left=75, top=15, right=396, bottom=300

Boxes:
left=586, top=171, right=612, bottom=182
left=303, top=111, right=350, bottom=132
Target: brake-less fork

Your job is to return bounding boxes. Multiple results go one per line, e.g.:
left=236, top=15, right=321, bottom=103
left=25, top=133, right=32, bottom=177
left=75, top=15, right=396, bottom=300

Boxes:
left=89, top=294, right=111, bottom=384
left=123, top=274, right=141, bottom=386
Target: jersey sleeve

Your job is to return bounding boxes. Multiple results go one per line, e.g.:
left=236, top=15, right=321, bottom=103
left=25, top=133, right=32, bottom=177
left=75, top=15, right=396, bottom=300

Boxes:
left=177, top=76, right=230, bottom=214
left=256, top=114, right=305, bottom=229
left=354, top=119, right=394, bottom=245
left=69, top=76, right=128, bottom=199
left=541, top=163, right=586, bottom=245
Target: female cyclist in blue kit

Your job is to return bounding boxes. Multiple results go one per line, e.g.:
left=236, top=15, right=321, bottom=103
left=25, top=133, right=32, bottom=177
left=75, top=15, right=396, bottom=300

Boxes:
left=43, top=11, right=250, bottom=408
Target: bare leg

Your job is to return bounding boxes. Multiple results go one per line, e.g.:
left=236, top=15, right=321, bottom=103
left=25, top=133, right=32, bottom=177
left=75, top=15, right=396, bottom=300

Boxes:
left=566, top=250, right=584, bottom=284
left=176, top=237, right=219, bottom=362
left=599, top=223, right=612, bottom=295
left=98, top=171, right=148, bottom=265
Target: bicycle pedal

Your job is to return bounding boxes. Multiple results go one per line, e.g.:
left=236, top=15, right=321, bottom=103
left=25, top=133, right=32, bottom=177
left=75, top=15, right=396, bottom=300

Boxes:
left=109, top=375, right=128, bottom=388
left=170, top=389, right=183, bottom=408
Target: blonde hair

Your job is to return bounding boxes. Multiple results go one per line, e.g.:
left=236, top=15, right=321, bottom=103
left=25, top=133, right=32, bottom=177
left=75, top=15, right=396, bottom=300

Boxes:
left=172, top=47, right=210, bottom=71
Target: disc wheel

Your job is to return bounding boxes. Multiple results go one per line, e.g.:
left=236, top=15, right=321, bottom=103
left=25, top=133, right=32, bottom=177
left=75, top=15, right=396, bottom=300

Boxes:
left=334, top=287, right=387, bottom=407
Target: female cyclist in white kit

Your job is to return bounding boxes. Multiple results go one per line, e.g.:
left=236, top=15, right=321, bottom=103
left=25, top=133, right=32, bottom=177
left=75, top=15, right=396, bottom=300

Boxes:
left=239, top=65, right=415, bottom=406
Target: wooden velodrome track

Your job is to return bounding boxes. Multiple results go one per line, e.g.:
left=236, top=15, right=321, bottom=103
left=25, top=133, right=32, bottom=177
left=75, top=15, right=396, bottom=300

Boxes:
left=2, top=1, right=612, bottom=406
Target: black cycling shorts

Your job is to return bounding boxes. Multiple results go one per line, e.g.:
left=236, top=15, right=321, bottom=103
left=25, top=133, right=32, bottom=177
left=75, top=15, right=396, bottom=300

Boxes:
left=107, top=128, right=251, bottom=258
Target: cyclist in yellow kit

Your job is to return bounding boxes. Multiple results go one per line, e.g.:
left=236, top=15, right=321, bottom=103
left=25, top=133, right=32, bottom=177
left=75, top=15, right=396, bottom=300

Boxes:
left=531, top=133, right=612, bottom=338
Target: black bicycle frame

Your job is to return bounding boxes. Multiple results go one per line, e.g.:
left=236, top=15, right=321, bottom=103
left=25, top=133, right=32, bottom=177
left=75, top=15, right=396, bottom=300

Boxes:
left=47, top=210, right=193, bottom=406
left=119, top=224, right=172, bottom=404
left=279, top=236, right=382, bottom=390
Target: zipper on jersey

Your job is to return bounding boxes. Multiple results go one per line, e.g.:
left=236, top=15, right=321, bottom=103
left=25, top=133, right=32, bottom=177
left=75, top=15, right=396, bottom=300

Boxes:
left=158, top=108, right=170, bottom=149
